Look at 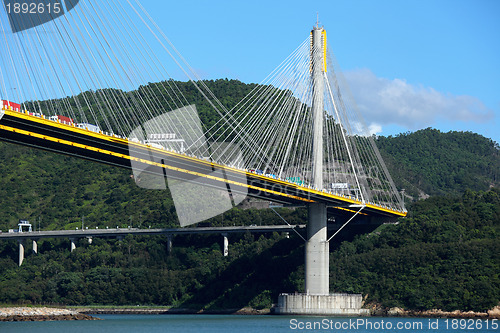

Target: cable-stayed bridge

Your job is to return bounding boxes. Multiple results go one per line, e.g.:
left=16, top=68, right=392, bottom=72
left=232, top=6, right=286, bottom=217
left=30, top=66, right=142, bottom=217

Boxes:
left=0, top=105, right=405, bottom=218
left=0, top=0, right=406, bottom=314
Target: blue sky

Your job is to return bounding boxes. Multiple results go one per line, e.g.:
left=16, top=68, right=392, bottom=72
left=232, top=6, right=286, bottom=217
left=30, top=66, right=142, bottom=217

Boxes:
left=144, top=0, right=499, bottom=143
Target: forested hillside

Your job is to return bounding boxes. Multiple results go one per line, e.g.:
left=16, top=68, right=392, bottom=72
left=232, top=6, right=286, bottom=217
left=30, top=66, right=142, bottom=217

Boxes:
left=331, top=188, right=499, bottom=311
left=1, top=79, right=498, bottom=230
left=0, top=139, right=306, bottom=232
left=0, top=79, right=498, bottom=312
left=377, top=129, right=500, bottom=199
left=0, top=188, right=497, bottom=311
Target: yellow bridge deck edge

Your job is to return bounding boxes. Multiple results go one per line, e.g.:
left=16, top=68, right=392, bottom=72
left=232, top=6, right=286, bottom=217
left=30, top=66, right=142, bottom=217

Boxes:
left=1, top=108, right=407, bottom=217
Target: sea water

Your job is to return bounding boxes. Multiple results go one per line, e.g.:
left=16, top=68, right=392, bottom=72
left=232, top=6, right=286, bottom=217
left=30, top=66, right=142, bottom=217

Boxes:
left=0, top=315, right=498, bottom=332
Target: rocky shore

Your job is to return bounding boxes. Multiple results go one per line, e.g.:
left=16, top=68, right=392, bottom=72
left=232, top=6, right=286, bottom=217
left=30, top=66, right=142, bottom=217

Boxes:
left=2, top=305, right=499, bottom=320
left=369, top=305, right=500, bottom=319
left=66, top=305, right=500, bottom=318
left=77, top=306, right=270, bottom=315
left=0, top=307, right=99, bottom=321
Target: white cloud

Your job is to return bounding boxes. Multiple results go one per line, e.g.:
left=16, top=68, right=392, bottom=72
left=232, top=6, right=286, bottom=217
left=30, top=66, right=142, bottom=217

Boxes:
left=368, top=122, right=383, bottom=135
left=352, top=121, right=383, bottom=136
left=343, top=68, right=494, bottom=130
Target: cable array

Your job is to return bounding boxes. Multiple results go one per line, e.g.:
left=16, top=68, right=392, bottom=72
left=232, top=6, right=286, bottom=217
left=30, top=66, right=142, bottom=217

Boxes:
left=0, top=0, right=223, bottom=145
left=0, top=1, right=405, bottom=212
left=204, top=33, right=405, bottom=211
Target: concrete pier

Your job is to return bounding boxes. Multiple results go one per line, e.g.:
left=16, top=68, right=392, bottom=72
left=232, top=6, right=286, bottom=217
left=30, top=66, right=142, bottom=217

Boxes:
left=275, top=293, right=370, bottom=316
left=166, top=235, right=173, bottom=254
left=222, top=233, right=229, bottom=257
left=305, top=202, right=329, bottom=295
left=70, top=238, right=76, bottom=252
left=18, top=241, right=24, bottom=267
left=32, top=240, right=38, bottom=254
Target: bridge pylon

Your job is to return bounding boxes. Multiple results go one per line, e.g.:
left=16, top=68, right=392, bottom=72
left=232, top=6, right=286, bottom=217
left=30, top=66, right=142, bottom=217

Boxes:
left=275, top=26, right=369, bottom=316
left=305, top=26, right=329, bottom=296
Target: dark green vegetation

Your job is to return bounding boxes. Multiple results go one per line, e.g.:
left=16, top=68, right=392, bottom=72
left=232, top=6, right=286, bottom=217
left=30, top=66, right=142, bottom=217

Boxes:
left=0, top=80, right=499, bottom=311
left=0, top=232, right=301, bottom=309
left=332, top=188, right=499, bottom=311
left=378, top=129, right=500, bottom=199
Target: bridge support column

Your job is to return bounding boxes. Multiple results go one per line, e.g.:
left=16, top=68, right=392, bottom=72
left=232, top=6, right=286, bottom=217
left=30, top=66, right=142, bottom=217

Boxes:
left=305, top=202, right=329, bottom=295
left=18, top=241, right=25, bottom=266
left=167, top=235, right=173, bottom=254
left=275, top=26, right=368, bottom=315
left=70, top=238, right=77, bottom=252
left=276, top=202, right=369, bottom=315
left=222, top=233, right=229, bottom=257
left=32, top=240, right=38, bottom=254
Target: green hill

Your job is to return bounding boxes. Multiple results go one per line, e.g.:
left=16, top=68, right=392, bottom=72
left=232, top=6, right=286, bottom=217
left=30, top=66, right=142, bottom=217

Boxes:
left=376, top=128, right=500, bottom=199
left=0, top=80, right=498, bottom=312
left=331, top=188, right=499, bottom=311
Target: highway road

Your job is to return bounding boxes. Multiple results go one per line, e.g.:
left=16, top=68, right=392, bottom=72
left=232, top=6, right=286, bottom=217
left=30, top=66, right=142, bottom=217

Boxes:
left=0, top=225, right=306, bottom=240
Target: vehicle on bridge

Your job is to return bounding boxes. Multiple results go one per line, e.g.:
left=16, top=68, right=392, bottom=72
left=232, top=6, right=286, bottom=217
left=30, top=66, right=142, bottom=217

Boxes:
left=1, top=100, right=21, bottom=112
left=48, top=115, right=74, bottom=125
left=249, top=169, right=264, bottom=175
left=330, top=183, right=350, bottom=190
left=76, top=122, right=101, bottom=133
left=2, top=103, right=101, bottom=134
left=286, top=176, right=304, bottom=186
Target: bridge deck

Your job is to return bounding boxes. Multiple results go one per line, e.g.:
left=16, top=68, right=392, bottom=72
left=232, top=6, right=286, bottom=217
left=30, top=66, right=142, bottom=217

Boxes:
left=0, top=108, right=406, bottom=218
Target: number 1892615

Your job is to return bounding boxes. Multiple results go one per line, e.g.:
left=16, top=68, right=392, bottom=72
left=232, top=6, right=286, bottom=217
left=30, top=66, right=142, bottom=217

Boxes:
left=5, top=2, right=62, bottom=14
left=445, top=319, right=498, bottom=330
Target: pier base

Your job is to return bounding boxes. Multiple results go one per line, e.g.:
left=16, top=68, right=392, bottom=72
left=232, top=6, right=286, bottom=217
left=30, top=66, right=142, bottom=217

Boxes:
left=274, top=293, right=370, bottom=316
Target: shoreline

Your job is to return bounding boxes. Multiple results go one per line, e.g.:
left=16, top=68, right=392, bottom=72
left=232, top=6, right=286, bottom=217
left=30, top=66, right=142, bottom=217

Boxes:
left=372, top=306, right=500, bottom=319
left=0, top=307, right=99, bottom=322
left=79, top=306, right=500, bottom=319
left=77, top=307, right=270, bottom=316
left=1, top=305, right=499, bottom=321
